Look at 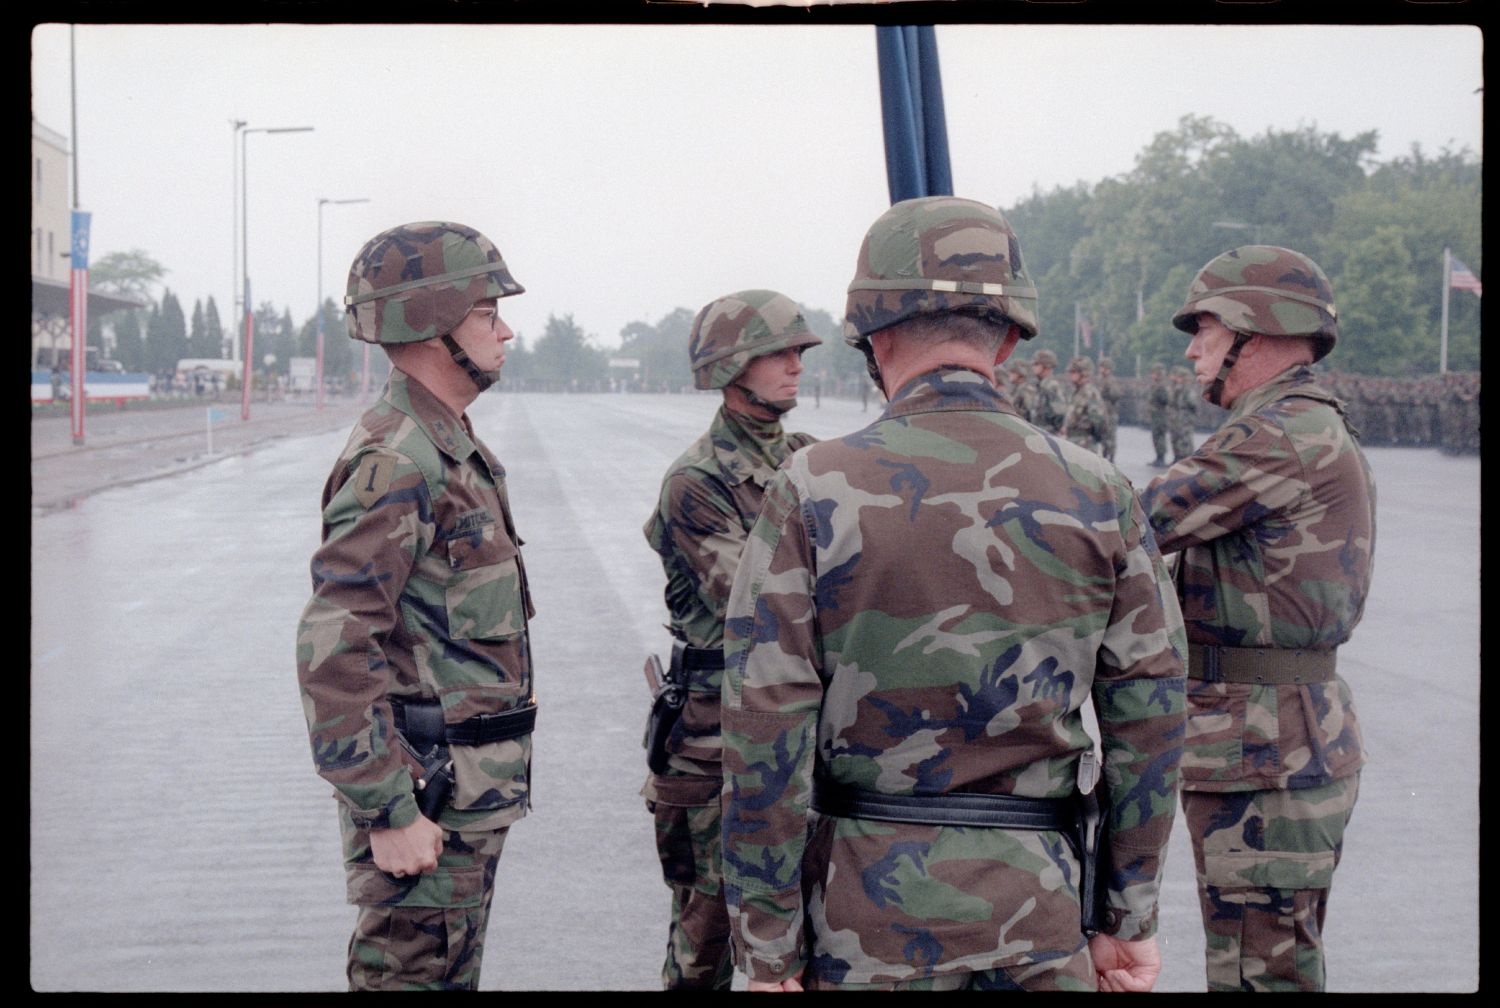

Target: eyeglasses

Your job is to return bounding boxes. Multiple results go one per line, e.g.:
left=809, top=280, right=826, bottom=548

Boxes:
left=467, top=305, right=501, bottom=332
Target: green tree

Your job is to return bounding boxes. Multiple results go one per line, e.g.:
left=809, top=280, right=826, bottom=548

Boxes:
left=112, top=309, right=145, bottom=372
left=90, top=249, right=167, bottom=305
left=146, top=290, right=188, bottom=373
left=204, top=296, right=226, bottom=359
left=1333, top=227, right=1427, bottom=375
left=531, top=313, right=607, bottom=390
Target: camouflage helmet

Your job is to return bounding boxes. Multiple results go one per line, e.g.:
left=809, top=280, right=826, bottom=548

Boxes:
left=1067, top=355, right=1093, bottom=377
left=345, top=221, right=523, bottom=345
left=1172, top=245, right=1338, bottom=361
left=1171, top=365, right=1192, bottom=379
left=843, top=196, right=1039, bottom=353
left=689, top=289, right=822, bottom=390
left=1032, top=348, right=1057, bottom=369
left=1098, top=356, right=1114, bottom=372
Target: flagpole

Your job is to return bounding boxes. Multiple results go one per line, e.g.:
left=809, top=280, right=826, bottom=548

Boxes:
left=1440, top=247, right=1450, bottom=375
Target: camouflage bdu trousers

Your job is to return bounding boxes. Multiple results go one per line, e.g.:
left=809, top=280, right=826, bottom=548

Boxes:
left=339, top=808, right=509, bottom=991
left=1183, top=775, right=1359, bottom=992
left=1151, top=419, right=1169, bottom=462
left=644, top=772, right=733, bottom=990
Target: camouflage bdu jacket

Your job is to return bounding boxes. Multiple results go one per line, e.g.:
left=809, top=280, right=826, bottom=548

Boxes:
left=1034, top=375, right=1069, bottom=433
left=297, top=370, right=535, bottom=838
left=1062, top=382, right=1107, bottom=452
left=1141, top=366, right=1373, bottom=792
left=642, top=405, right=814, bottom=793
left=721, top=368, right=1186, bottom=985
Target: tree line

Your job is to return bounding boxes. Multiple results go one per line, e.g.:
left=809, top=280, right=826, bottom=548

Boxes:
left=87, top=115, right=1479, bottom=386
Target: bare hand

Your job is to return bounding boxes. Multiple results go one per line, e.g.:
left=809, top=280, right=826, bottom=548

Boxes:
left=1088, top=933, right=1162, bottom=992
left=747, top=970, right=805, bottom=992
left=369, top=815, right=445, bottom=877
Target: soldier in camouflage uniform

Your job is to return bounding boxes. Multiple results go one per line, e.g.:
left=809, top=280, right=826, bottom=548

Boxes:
left=1141, top=246, right=1374, bottom=992
left=1167, top=365, right=1197, bottom=461
left=1060, top=355, right=1108, bottom=455
left=1011, top=353, right=1039, bottom=423
left=641, top=290, right=822, bottom=989
left=1147, top=362, right=1170, bottom=466
left=1096, top=356, right=1121, bottom=461
left=720, top=196, right=1187, bottom=992
left=296, top=222, right=537, bottom=990
left=1028, top=347, right=1069, bottom=434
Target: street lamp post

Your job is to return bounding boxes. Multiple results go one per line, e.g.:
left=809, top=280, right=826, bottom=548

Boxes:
left=240, top=125, right=313, bottom=421
left=230, top=119, right=245, bottom=358
left=317, top=197, right=369, bottom=410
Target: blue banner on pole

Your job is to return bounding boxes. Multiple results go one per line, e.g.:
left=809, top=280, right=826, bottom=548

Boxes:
left=71, top=210, right=92, bottom=269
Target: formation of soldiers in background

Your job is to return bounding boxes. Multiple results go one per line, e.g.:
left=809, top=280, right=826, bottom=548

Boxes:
left=990, top=359, right=1481, bottom=458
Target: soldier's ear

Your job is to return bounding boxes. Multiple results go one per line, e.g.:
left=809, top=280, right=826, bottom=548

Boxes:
left=995, top=325, right=1023, bottom=365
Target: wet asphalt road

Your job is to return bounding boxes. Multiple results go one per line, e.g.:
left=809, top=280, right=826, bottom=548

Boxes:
left=30, top=391, right=1479, bottom=992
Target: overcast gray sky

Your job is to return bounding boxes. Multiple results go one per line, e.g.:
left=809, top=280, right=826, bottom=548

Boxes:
left=30, top=22, right=1483, bottom=353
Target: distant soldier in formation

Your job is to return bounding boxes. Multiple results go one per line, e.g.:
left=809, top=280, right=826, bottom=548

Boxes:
left=1029, top=347, right=1070, bottom=434
left=1096, top=356, right=1121, bottom=461
left=1167, top=365, right=1197, bottom=461
left=1060, top=354, right=1108, bottom=455
left=1142, top=245, right=1373, bottom=992
left=641, top=289, right=822, bottom=990
left=1012, top=353, right=1039, bottom=423
left=1147, top=362, right=1170, bottom=466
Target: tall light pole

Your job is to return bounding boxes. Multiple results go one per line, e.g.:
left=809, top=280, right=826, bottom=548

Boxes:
left=240, top=125, right=313, bottom=421
left=316, top=196, right=369, bottom=410
left=230, top=119, right=245, bottom=358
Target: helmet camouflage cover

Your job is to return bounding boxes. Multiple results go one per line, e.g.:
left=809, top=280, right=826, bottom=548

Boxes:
left=1067, top=355, right=1093, bottom=376
left=345, top=221, right=524, bottom=345
left=843, top=196, right=1039, bottom=352
left=1172, top=245, right=1338, bottom=361
left=689, top=289, right=823, bottom=390
left=1032, top=348, right=1057, bottom=368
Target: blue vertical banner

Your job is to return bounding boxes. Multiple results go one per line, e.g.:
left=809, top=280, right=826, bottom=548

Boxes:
left=875, top=25, right=953, bottom=204
left=69, top=210, right=93, bottom=443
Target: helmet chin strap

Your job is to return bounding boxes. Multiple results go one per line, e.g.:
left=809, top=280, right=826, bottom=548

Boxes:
left=1204, top=330, right=1253, bottom=407
left=858, top=346, right=888, bottom=401
left=733, top=381, right=795, bottom=416
left=441, top=334, right=497, bottom=392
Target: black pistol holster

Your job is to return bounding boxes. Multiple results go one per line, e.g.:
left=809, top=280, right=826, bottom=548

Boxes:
left=392, top=696, right=538, bottom=820
left=1074, top=750, right=1110, bottom=937
left=642, top=643, right=688, bottom=775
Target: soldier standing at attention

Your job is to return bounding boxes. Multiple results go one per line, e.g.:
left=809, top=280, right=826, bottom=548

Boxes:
left=295, top=222, right=538, bottom=990
left=1141, top=246, right=1374, bottom=992
left=1011, top=353, right=1038, bottom=423
left=1060, top=354, right=1108, bottom=455
left=642, top=290, right=822, bottom=989
left=1029, top=347, right=1069, bottom=434
left=1147, top=362, right=1170, bottom=467
left=1096, top=356, right=1121, bottom=461
left=1167, top=365, right=1198, bottom=462
left=720, top=197, right=1186, bottom=992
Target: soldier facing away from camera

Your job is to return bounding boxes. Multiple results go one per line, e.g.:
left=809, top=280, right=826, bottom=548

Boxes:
left=1141, top=245, right=1374, bottom=992
left=719, top=196, right=1187, bottom=992
left=641, top=289, right=822, bottom=989
left=295, top=221, right=538, bottom=990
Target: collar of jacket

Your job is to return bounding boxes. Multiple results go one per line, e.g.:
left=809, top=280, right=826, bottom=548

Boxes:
left=711, top=403, right=794, bottom=487
left=884, top=365, right=1018, bottom=420
left=384, top=368, right=483, bottom=465
left=1226, top=364, right=1336, bottom=421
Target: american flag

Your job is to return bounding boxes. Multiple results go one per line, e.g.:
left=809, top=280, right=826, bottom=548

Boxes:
left=1450, top=255, right=1482, bottom=296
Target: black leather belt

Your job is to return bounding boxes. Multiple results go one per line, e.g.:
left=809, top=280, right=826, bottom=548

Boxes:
left=392, top=697, right=537, bottom=750
left=812, top=778, right=1073, bottom=831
